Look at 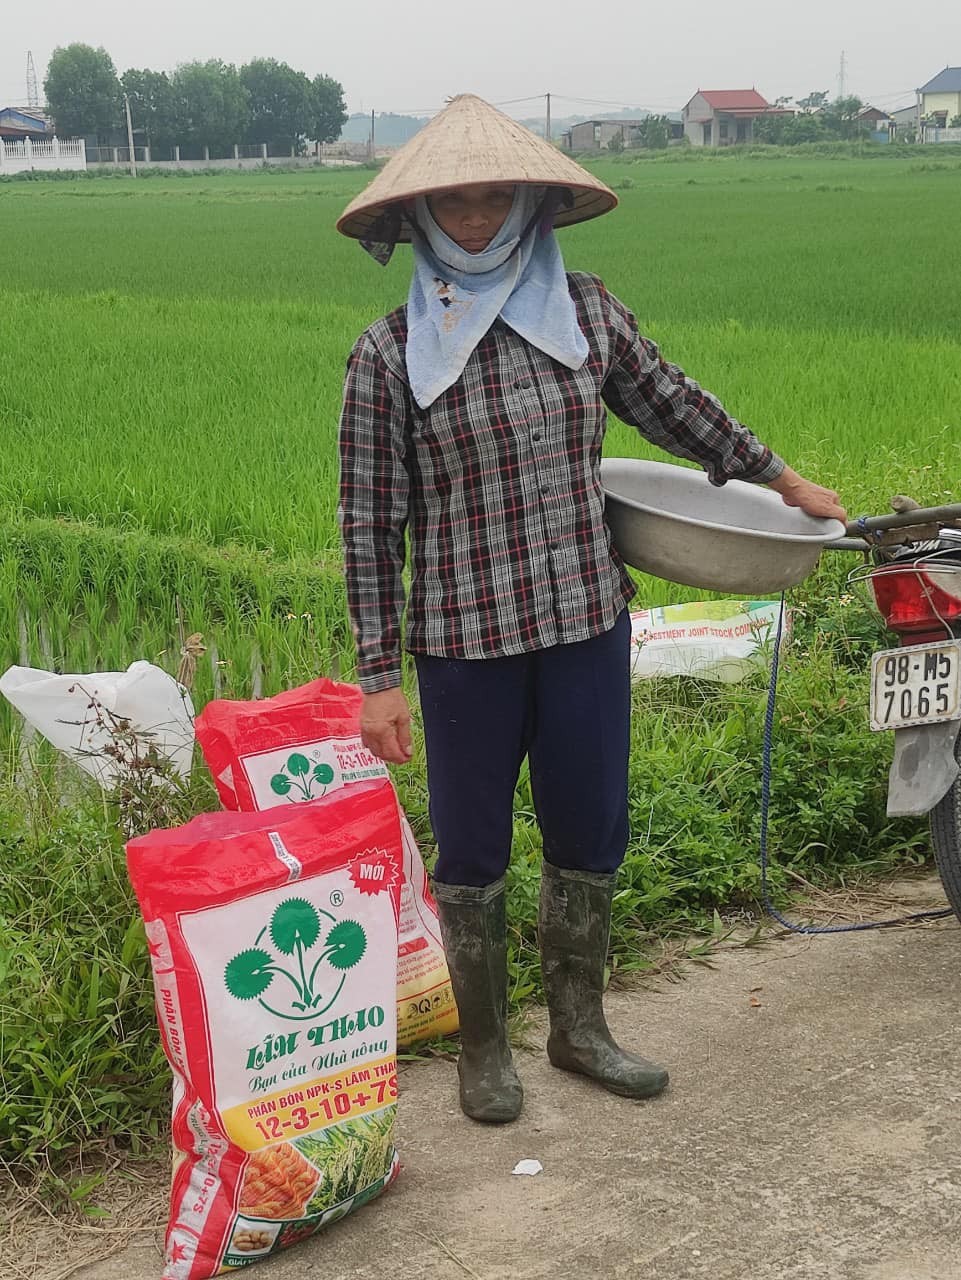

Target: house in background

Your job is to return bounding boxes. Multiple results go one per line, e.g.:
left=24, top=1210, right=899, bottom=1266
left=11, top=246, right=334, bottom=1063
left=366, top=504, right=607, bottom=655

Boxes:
left=566, top=119, right=644, bottom=151
left=918, top=66, right=961, bottom=126
left=560, top=115, right=684, bottom=152
left=681, top=89, right=790, bottom=146
left=857, top=105, right=894, bottom=141
left=0, top=107, right=85, bottom=174
left=858, top=106, right=893, bottom=130
left=0, top=107, right=50, bottom=140
left=889, top=103, right=920, bottom=133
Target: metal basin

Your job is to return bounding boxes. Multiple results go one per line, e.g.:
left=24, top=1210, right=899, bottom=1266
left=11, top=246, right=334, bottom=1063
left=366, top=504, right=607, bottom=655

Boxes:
left=601, top=459, right=846, bottom=593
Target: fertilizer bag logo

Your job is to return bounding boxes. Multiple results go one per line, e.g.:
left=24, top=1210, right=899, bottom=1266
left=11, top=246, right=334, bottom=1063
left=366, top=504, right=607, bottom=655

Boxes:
left=270, top=754, right=335, bottom=801
left=224, top=898, right=366, bottom=1023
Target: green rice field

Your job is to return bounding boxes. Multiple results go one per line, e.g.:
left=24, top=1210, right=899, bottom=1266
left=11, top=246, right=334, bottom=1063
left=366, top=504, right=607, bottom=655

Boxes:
left=3, top=147, right=961, bottom=914
left=1, top=152, right=959, bottom=712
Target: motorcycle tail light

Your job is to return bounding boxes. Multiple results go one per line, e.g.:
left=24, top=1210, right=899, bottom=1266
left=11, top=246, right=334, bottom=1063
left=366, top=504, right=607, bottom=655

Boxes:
left=870, top=566, right=961, bottom=635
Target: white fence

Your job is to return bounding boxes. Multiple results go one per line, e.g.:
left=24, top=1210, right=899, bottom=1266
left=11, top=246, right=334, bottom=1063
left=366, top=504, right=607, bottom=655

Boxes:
left=923, top=125, right=961, bottom=144
left=0, top=136, right=87, bottom=174
left=86, top=139, right=373, bottom=170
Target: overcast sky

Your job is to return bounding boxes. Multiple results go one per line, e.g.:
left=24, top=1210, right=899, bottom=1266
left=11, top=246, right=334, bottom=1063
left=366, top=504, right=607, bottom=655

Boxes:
left=3, top=0, right=959, bottom=119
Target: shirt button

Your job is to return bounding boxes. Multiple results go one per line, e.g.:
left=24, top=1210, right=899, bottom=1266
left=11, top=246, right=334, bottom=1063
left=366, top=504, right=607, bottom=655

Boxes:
left=532, top=432, right=542, bottom=442
left=516, top=378, right=533, bottom=390
left=540, top=485, right=550, bottom=496
left=550, top=541, right=559, bottom=551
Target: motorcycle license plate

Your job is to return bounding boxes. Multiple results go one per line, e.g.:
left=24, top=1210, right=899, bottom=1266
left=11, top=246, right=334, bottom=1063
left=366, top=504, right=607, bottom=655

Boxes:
left=869, top=639, right=961, bottom=732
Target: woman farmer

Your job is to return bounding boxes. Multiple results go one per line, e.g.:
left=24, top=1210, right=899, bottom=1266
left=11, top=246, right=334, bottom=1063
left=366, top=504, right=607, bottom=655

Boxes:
left=336, top=96, right=845, bottom=1124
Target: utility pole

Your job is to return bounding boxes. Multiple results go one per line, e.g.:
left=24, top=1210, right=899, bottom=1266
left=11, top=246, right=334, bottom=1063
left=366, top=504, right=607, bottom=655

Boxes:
left=123, top=93, right=137, bottom=177
left=370, top=109, right=375, bottom=160
left=26, top=52, right=39, bottom=111
left=546, top=92, right=552, bottom=142
left=837, top=50, right=847, bottom=100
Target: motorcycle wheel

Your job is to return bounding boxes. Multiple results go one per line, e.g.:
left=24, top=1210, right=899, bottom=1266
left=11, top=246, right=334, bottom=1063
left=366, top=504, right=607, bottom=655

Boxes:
left=930, top=730, right=961, bottom=923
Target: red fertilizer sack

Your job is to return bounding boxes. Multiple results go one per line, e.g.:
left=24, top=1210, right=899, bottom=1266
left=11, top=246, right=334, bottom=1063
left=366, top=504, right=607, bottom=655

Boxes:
left=195, top=678, right=458, bottom=1048
left=126, top=781, right=403, bottom=1279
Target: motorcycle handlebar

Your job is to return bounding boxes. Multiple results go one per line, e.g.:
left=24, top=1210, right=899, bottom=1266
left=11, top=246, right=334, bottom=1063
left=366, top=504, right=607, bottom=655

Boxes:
left=843, top=502, right=961, bottom=537
left=825, top=501, right=961, bottom=554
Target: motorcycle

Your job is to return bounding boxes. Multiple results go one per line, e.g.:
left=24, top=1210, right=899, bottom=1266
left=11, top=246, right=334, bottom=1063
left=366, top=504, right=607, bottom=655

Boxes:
left=828, top=500, right=961, bottom=919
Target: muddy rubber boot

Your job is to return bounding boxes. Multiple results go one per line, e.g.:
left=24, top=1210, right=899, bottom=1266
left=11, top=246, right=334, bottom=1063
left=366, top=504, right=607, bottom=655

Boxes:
left=538, top=861, right=669, bottom=1100
left=433, top=878, right=523, bottom=1123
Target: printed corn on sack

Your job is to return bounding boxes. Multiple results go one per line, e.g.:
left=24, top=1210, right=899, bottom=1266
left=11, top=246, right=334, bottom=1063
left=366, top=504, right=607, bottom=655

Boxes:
left=126, top=781, right=404, bottom=1278
left=195, top=677, right=458, bottom=1048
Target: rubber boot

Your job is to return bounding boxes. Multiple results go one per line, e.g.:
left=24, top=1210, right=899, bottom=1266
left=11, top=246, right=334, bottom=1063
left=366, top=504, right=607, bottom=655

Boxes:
left=433, top=878, right=523, bottom=1123
left=538, top=861, right=669, bottom=1099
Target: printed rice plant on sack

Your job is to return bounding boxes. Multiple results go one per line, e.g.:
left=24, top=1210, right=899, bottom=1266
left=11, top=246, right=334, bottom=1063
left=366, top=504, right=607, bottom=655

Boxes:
left=294, top=1111, right=396, bottom=1214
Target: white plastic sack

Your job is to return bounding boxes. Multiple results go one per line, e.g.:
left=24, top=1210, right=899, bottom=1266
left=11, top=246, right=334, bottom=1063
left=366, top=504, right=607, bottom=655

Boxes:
left=0, top=661, right=195, bottom=785
left=630, top=600, right=790, bottom=684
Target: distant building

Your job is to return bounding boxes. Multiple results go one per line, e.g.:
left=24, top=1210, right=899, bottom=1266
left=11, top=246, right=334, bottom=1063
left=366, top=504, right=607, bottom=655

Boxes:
left=856, top=105, right=895, bottom=141
left=0, top=113, right=86, bottom=175
left=562, top=116, right=683, bottom=152
left=0, top=107, right=50, bottom=140
left=567, top=119, right=643, bottom=152
left=857, top=106, right=893, bottom=129
left=889, top=104, right=920, bottom=132
left=918, top=66, right=961, bottom=126
left=681, top=89, right=791, bottom=147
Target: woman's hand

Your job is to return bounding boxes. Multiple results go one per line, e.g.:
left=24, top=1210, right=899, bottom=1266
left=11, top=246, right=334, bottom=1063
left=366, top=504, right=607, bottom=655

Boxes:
left=768, top=466, right=847, bottom=522
left=360, top=687, right=413, bottom=764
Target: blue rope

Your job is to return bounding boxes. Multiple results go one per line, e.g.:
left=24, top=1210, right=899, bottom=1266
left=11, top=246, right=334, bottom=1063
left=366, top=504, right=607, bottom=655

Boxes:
left=856, top=515, right=885, bottom=544
left=759, top=592, right=954, bottom=933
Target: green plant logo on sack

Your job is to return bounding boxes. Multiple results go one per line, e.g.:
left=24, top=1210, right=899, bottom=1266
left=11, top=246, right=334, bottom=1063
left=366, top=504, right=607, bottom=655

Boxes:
left=225, top=898, right=366, bottom=1023
left=269, top=754, right=336, bottom=801
left=239, top=737, right=387, bottom=810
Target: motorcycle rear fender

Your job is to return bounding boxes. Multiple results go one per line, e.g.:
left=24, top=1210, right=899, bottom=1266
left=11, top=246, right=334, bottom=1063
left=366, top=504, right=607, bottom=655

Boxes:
left=886, top=719, right=961, bottom=817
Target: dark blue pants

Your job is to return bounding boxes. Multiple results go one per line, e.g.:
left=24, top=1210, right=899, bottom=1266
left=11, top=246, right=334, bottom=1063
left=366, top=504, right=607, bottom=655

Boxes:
left=415, top=610, right=632, bottom=888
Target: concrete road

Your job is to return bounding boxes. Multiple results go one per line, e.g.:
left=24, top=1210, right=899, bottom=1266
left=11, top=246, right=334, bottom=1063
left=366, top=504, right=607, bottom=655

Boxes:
left=77, top=881, right=961, bottom=1280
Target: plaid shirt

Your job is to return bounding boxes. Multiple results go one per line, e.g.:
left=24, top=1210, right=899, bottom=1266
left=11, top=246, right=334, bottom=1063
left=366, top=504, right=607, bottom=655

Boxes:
left=338, top=271, right=784, bottom=693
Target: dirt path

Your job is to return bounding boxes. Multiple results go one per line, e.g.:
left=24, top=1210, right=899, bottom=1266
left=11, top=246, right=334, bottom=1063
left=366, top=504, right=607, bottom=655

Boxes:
left=28, top=877, right=961, bottom=1280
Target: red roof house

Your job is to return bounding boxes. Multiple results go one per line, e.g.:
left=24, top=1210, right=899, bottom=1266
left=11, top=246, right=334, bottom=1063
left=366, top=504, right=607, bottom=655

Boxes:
left=682, top=89, right=791, bottom=146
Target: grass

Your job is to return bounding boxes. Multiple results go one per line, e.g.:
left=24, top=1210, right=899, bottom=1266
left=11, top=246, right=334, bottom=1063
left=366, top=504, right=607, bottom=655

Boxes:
left=0, top=152, right=959, bottom=1169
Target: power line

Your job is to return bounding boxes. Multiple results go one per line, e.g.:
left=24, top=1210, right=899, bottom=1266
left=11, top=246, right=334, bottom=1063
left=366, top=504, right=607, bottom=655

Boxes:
left=858, top=88, right=917, bottom=104
left=362, top=89, right=670, bottom=119
left=491, top=94, right=547, bottom=107
left=354, top=79, right=927, bottom=127
left=369, top=104, right=443, bottom=117
left=378, top=93, right=548, bottom=116
left=553, top=92, right=678, bottom=109
left=548, top=95, right=682, bottom=119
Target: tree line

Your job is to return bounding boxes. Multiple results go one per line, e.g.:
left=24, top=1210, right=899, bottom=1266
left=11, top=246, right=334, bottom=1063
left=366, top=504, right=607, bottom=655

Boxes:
left=43, top=44, right=348, bottom=153
left=757, top=93, right=897, bottom=144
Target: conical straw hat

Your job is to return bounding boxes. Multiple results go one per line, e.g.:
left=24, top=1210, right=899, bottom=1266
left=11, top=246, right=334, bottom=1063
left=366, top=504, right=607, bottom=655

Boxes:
left=336, top=94, right=617, bottom=242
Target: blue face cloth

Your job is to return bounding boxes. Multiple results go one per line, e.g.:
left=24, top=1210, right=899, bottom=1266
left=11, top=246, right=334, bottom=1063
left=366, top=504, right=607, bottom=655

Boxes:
left=405, top=185, right=590, bottom=409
